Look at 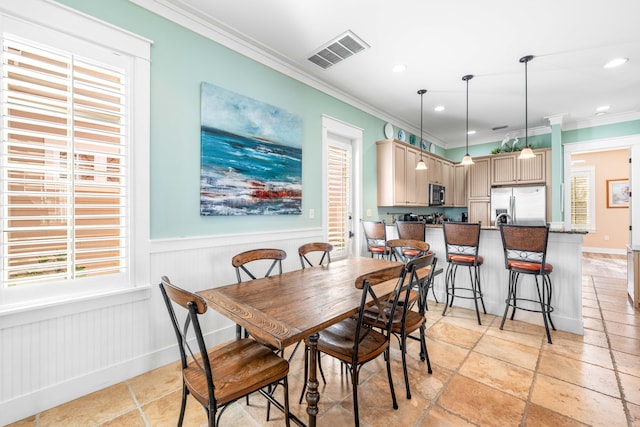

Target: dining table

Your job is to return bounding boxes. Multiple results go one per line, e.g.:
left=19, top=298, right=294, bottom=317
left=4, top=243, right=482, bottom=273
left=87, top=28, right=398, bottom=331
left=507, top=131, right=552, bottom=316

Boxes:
left=197, top=256, right=403, bottom=427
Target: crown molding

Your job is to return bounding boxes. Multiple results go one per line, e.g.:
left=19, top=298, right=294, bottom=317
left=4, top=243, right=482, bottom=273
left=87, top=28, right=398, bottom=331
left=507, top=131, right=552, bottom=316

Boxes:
left=129, top=0, right=445, bottom=146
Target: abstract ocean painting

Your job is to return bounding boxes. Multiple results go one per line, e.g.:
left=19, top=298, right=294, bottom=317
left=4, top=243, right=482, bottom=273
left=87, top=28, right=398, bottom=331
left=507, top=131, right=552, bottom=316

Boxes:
left=200, top=82, right=302, bottom=216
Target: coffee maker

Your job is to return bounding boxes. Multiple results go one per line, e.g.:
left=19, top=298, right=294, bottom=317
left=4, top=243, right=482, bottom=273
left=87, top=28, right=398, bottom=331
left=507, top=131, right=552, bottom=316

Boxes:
left=461, top=212, right=468, bottom=222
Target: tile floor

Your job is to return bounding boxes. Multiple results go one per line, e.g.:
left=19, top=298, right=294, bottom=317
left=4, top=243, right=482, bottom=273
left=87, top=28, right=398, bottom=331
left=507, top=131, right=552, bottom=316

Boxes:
left=9, top=253, right=638, bottom=427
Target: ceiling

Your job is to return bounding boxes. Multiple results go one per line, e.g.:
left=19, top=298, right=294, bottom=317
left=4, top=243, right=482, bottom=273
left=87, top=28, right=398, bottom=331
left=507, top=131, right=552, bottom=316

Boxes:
left=152, top=0, right=640, bottom=148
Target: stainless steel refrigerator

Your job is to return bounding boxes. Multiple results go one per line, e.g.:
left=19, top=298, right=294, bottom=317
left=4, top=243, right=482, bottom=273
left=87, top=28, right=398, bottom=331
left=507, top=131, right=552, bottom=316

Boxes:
left=490, top=185, right=546, bottom=226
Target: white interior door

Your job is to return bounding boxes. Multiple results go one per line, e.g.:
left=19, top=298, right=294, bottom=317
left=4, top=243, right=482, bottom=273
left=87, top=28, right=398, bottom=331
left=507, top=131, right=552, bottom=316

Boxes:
left=322, top=116, right=362, bottom=260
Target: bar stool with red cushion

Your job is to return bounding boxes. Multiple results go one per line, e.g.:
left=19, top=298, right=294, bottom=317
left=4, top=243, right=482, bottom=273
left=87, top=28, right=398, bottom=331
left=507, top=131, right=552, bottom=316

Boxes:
left=362, top=220, right=391, bottom=259
left=442, top=222, right=486, bottom=325
left=499, top=224, right=556, bottom=344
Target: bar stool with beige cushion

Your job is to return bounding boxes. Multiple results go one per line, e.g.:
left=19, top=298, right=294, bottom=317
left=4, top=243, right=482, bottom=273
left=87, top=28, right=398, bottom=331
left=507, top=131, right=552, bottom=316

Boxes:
left=362, top=220, right=390, bottom=259
left=499, top=224, right=556, bottom=344
left=442, top=222, right=486, bottom=325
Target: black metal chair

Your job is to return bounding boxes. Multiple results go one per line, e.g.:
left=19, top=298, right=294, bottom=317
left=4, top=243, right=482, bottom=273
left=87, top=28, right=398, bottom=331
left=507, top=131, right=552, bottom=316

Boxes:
left=499, top=224, right=556, bottom=343
left=298, top=263, right=406, bottom=426
left=363, top=253, right=435, bottom=399
left=298, top=242, right=333, bottom=268
left=442, top=222, right=486, bottom=324
left=231, top=248, right=286, bottom=339
left=159, top=276, right=291, bottom=427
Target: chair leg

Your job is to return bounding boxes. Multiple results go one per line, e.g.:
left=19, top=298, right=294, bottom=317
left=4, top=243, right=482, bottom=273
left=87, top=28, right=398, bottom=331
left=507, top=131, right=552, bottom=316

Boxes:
left=283, top=377, right=291, bottom=427
left=352, top=366, right=360, bottom=427
left=545, top=275, right=556, bottom=331
left=468, top=265, right=482, bottom=325
left=535, top=275, right=553, bottom=344
left=178, top=384, right=188, bottom=427
left=400, top=333, right=411, bottom=400
left=298, top=345, right=309, bottom=404
left=442, top=263, right=454, bottom=316
left=384, top=348, right=398, bottom=410
left=500, top=271, right=516, bottom=330
left=509, top=272, right=520, bottom=320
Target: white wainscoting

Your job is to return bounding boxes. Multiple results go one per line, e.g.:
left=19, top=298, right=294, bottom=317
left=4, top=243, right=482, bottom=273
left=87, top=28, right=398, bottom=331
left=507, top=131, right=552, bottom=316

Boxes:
left=0, top=227, right=323, bottom=426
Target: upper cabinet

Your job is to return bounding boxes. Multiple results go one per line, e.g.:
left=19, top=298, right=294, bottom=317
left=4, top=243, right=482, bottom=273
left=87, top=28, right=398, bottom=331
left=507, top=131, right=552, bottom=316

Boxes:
left=376, top=139, right=428, bottom=206
left=427, top=156, right=443, bottom=184
left=490, top=149, right=548, bottom=186
left=452, top=164, right=467, bottom=207
left=467, top=157, right=490, bottom=199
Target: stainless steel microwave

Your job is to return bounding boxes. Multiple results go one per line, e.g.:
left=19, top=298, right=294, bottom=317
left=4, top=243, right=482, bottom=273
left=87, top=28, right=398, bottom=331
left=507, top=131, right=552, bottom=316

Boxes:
left=429, top=183, right=445, bottom=206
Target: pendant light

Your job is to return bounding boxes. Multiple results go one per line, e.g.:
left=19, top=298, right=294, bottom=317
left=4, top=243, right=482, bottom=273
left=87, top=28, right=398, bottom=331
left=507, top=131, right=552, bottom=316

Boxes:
left=519, top=55, right=535, bottom=159
left=460, top=74, right=474, bottom=165
left=415, top=89, right=428, bottom=170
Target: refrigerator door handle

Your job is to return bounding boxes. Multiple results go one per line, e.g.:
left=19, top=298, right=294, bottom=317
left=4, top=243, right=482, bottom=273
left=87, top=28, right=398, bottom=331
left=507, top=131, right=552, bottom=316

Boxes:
left=510, top=195, right=516, bottom=223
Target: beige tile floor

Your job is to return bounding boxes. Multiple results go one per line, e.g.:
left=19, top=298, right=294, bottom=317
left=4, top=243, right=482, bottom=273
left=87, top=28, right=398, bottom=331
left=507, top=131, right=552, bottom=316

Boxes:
left=10, top=253, right=638, bottom=427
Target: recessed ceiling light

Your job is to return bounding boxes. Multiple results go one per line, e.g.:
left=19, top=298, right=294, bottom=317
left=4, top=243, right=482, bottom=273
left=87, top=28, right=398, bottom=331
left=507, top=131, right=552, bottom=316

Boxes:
left=596, top=105, right=610, bottom=112
left=392, top=64, right=406, bottom=73
left=434, top=105, right=445, bottom=112
left=604, top=58, right=628, bottom=68
left=595, top=112, right=607, bottom=116
left=467, top=130, right=476, bottom=135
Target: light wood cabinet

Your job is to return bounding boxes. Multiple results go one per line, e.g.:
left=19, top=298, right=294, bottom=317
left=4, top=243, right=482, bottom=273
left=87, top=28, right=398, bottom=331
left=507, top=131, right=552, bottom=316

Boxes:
left=490, top=149, right=547, bottom=186
left=453, top=164, right=467, bottom=207
left=376, top=139, right=428, bottom=206
left=427, top=156, right=443, bottom=184
left=467, top=157, right=490, bottom=224
left=441, top=162, right=453, bottom=193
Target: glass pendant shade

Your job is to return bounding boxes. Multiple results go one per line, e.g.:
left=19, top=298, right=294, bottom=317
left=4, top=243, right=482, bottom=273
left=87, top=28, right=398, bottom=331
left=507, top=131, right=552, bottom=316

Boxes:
left=415, top=89, right=428, bottom=170
left=519, top=147, right=535, bottom=159
left=461, top=154, right=474, bottom=165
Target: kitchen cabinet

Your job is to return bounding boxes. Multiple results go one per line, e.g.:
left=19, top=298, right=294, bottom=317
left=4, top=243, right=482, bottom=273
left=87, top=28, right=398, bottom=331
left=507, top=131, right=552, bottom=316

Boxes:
left=467, top=157, right=490, bottom=224
left=453, top=164, right=467, bottom=207
left=490, top=149, right=547, bottom=186
left=441, top=162, right=453, bottom=194
left=427, top=156, right=443, bottom=184
left=376, top=139, right=428, bottom=206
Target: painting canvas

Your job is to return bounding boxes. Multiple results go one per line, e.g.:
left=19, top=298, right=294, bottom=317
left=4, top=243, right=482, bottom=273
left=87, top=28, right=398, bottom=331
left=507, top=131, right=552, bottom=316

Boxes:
left=200, top=82, right=302, bottom=216
left=607, top=179, right=629, bottom=208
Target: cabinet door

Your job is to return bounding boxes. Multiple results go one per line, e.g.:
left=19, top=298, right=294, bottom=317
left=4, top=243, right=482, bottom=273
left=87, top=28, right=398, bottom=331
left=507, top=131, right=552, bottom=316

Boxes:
left=404, top=147, right=419, bottom=205
left=453, top=164, right=467, bottom=207
left=427, top=156, right=442, bottom=183
left=441, top=162, right=453, bottom=191
left=491, top=154, right=517, bottom=186
left=517, top=150, right=546, bottom=183
left=393, top=143, right=407, bottom=205
left=468, top=158, right=490, bottom=199
left=468, top=199, right=490, bottom=226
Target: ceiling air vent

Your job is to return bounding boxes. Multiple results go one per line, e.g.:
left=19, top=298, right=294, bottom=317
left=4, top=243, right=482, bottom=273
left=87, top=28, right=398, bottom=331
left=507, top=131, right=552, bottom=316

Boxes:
left=308, top=30, right=369, bottom=70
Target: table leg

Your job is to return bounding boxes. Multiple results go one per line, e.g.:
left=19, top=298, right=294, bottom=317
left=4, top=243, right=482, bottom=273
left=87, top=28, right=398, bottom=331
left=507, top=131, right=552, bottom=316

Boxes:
left=305, top=332, right=320, bottom=426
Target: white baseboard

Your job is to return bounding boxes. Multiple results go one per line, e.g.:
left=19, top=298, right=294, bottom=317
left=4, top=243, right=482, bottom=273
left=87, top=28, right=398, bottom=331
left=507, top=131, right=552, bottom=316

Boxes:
left=582, top=247, right=627, bottom=255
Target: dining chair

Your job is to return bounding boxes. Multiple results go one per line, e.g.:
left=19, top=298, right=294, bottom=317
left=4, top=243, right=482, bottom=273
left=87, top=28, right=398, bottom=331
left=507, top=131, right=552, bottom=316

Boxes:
left=158, top=276, right=291, bottom=427
left=442, top=222, right=486, bottom=324
left=499, top=224, right=556, bottom=343
left=232, top=248, right=287, bottom=339
left=361, top=220, right=391, bottom=258
left=298, top=242, right=333, bottom=268
left=298, top=263, right=406, bottom=426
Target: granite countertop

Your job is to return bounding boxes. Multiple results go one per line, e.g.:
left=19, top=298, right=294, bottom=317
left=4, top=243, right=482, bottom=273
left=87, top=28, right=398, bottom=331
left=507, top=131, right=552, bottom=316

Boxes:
left=423, top=223, right=587, bottom=234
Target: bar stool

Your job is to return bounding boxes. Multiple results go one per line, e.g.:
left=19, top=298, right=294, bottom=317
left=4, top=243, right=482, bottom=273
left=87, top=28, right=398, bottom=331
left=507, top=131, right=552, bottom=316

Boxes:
left=442, top=222, right=486, bottom=325
left=499, top=224, right=555, bottom=344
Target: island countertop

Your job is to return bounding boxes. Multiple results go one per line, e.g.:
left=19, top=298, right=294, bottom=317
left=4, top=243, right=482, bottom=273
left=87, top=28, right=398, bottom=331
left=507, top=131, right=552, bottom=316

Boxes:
left=387, top=224, right=585, bottom=335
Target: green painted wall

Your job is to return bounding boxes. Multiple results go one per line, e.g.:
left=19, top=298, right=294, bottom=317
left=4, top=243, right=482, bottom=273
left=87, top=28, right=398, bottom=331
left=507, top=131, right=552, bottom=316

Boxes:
left=56, top=0, right=390, bottom=239
left=53, top=0, right=640, bottom=235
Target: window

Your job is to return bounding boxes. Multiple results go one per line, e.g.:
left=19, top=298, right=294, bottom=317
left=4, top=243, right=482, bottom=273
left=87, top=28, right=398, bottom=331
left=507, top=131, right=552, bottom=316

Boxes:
left=326, top=141, right=351, bottom=257
left=570, top=166, right=595, bottom=231
left=0, top=1, right=150, bottom=313
left=2, top=36, right=127, bottom=287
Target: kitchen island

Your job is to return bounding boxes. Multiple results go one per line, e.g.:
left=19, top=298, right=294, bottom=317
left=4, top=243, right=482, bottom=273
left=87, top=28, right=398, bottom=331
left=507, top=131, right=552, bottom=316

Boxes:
left=388, top=224, right=586, bottom=335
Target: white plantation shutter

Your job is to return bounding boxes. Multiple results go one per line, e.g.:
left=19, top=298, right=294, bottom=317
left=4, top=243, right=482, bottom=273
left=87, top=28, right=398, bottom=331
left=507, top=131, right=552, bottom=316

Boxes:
left=327, top=143, right=351, bottom=256
left=1, top=36, right=127, bottom=287
left=570, top=166, right=595, bottom=231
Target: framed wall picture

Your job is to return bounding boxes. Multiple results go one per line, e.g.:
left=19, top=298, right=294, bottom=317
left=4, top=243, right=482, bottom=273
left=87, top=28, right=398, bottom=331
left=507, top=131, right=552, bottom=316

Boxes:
left=606, top=178, right=630, bottom=208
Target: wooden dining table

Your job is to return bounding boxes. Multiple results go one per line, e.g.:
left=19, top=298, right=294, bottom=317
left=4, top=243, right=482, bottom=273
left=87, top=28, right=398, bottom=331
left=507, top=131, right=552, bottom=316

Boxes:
left=197, top=256, right=403, bottom=426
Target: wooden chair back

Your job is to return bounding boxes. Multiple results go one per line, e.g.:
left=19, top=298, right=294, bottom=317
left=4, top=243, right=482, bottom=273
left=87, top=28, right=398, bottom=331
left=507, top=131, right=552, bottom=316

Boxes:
left=386, top=238, right=430, bottom=263
left=298, top=242, right=333, bottom=268
left=232, top=248, right=287, bottom=282
left=396, top=220, right=426, bottom=241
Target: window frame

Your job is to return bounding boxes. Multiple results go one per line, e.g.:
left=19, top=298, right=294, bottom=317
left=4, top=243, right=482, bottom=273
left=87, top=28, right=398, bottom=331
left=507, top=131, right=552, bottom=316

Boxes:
left=0, top=0, right=151, bottom=323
